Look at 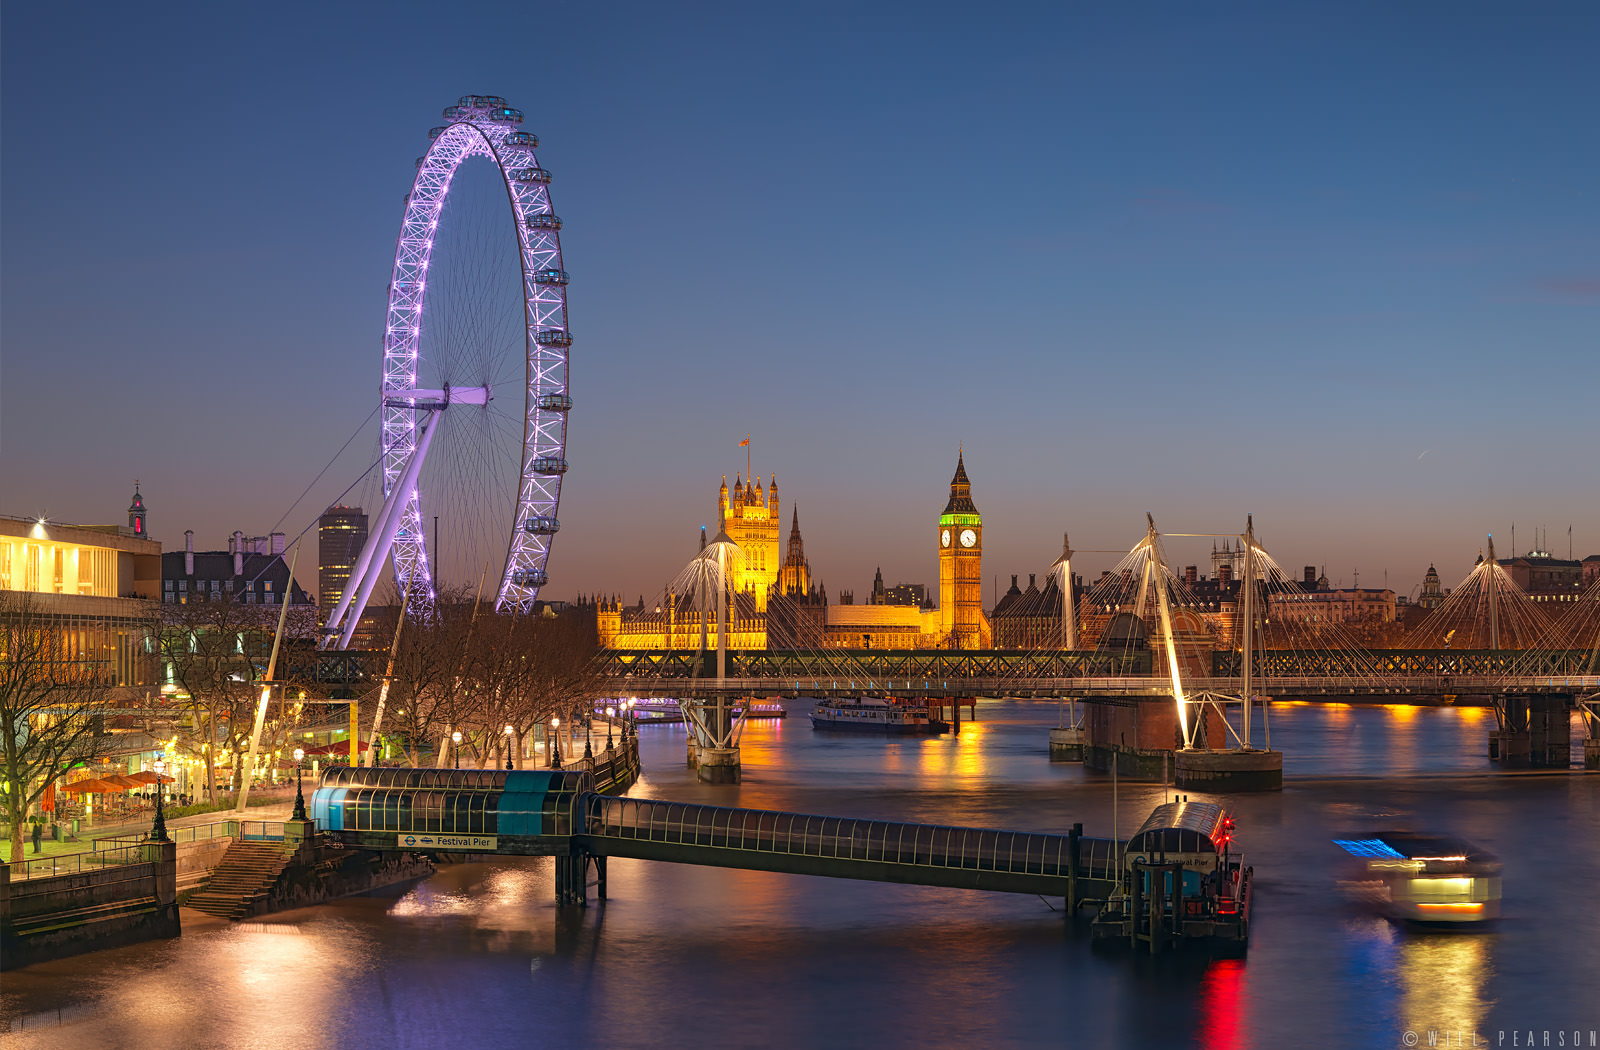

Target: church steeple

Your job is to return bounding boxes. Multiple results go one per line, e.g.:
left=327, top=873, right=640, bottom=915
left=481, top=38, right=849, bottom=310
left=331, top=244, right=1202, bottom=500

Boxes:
left=127, top=481, right=147, bottom=537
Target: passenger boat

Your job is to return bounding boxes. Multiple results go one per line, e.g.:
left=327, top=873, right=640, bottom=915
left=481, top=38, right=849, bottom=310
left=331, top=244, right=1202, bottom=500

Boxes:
left=1090, top=800, right=1251, bottom=953
left=809, top=697, right=949, bottom=734
left=1334, top=833, right=1501, bottom=924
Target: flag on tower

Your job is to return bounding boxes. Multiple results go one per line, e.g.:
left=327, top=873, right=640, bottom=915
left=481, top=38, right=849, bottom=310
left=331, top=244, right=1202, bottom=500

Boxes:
left=738, top=437, right=750, bottom=447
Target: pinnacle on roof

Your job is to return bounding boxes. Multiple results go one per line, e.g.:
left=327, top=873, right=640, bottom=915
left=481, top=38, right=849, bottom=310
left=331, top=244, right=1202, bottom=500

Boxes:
left=942, top=451, right=978, bottom=516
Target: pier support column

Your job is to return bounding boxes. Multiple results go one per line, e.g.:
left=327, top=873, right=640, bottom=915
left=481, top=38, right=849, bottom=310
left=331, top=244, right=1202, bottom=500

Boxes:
left=1585, top=737, right=1600, bottom=771
left=695, top=747, right=741, bottom=784
left=1174, top=748, right=1283, bottom=792
left=1491, top=695, right=1571, bottom=768
left=1048, top=726, right=1084, bottom=762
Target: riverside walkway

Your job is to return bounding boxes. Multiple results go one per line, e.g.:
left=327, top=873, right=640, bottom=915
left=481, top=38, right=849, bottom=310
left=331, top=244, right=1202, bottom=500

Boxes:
left=310, top=767, right=1121, bottom=907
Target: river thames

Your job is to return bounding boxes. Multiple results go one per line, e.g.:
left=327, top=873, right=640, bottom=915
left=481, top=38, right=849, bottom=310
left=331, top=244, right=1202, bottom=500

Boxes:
left=3, top=701, right=1596, bottom=1049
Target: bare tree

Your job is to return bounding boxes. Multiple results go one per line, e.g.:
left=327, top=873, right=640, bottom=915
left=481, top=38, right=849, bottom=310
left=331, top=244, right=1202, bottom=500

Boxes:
left=159, top=597, right=283, bottom=803
left=0, top=592, right=144, bottom=863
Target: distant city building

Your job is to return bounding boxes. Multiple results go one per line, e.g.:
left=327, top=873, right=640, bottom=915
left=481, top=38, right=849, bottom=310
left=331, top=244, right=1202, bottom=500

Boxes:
left=599, top=455, right=986, bottom=650
left=0, top=486, right=161, bottom=688
left=1418, top=564, right=1446, bottom=609
left=992, top=572, right=1081, bottom=649
left=1268, top=585, right=1396, bottom=625
left=936, top=452, right=990, bottom=648
left=719, top=473, right=780, bottom=612
left=865, top=570, right=927, bottom=608
left=161, top=529, right=313, bottom=607
left=1499, top=550, right=1585, bottom=605
left=318, top=505, right=368, bottom=616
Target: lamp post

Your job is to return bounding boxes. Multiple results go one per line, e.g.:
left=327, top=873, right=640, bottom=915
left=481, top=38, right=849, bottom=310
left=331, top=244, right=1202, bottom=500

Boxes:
left=292, top=748, right=306, bottom=822
left=550, top=717, right=562, bottom=769
left=451, top=730, right=462, bottom=770
left=149, top=757, right=170, bottom=843
left=504, top=725, right=516, bottom=771
left=605, top=707, right=615, bottom=751
left=627, top=697, right=637, bottom=735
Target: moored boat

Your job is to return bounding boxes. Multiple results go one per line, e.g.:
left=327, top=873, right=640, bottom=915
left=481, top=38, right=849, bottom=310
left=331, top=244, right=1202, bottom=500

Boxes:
left=809, top=697, right=948, bottom=734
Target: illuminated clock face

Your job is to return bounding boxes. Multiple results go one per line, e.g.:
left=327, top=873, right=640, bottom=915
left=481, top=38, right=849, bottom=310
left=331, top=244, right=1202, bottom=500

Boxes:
left=941, top=529, right=951, bottom=548
left=959, top=529, right=977, bottom=548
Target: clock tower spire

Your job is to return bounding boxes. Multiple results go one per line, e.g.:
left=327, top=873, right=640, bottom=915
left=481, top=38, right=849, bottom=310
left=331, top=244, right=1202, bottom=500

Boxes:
left=937, top=451, right=983, bottom=647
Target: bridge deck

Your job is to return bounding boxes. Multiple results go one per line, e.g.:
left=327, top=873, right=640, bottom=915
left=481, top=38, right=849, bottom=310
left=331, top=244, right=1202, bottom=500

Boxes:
left=581, top=794, right=1120, bottom=899
left=310, top=768, right=1121, bottom=902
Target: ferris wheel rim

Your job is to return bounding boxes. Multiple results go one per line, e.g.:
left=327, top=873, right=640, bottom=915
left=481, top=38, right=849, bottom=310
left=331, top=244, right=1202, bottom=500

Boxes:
left=379, top=95, right=570, bottom=612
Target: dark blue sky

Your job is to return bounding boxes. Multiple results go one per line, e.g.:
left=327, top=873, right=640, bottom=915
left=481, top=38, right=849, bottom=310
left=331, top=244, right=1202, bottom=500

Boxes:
left=4, top=2, right=1596, bottom=602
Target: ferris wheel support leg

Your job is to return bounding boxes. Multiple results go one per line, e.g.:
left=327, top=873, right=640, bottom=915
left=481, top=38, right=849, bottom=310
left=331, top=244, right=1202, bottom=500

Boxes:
left=324, top=461, right=412, bottom=643
left=332, top=416, right=441, bottom=649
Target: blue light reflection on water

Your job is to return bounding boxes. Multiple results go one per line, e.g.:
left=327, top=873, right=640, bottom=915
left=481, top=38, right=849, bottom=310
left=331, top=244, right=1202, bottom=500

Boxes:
left=1, top=700, right=1595, bottom=1050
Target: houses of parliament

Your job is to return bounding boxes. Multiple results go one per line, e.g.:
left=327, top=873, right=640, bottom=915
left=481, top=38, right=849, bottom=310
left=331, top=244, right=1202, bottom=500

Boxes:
left=595, top=454, right=992, bottom=650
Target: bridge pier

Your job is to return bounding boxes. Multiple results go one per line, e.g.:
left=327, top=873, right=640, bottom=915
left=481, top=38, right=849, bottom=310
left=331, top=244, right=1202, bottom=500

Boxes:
left=1048, top=726, right=1084, bottom=761
left=1586, top=737, right=1600, bottom=771
left=1490, top=694, right=1572, bottom=768
left=1174, top=748, right=1283, bottom=792
left=695, top=747, right=742, bottom=784
left=681, top=694, right=743, bottom=784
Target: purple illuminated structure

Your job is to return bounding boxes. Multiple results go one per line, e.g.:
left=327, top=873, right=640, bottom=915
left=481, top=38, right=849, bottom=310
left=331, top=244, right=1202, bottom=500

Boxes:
left=323, top=96, right=570, bottom=648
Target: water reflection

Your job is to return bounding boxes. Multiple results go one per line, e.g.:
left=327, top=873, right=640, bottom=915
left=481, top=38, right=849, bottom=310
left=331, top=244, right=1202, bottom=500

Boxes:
left=1398, top=932, right=1495, bottom=1042
left=1196, top=958, right=1250, bottom=1050
left=0, top=700, right=1590, bottom=1050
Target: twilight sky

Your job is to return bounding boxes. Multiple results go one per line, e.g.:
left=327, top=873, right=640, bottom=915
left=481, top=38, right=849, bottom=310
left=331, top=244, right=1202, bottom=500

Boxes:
left=3, top=2, right=1596, bottom=605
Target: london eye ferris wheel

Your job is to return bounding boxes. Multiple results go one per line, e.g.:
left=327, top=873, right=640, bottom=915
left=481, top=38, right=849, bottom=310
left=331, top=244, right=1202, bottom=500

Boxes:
left=324, top=95, right=571, bottom=648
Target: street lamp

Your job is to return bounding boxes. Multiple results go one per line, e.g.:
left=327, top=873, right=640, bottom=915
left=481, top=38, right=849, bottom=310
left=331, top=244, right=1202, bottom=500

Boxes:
left=451, top=730, right=462, bottom=770
left=504, top=724, right=516, bottom=771
left=605, top=707, right=615, bottom=751
left=627, top=697, right=637, bottom=734
left=550, top=717, right=562, bottom=769
left=292, top=748, right=306, bottom=822
left=149, top=757, right=170, bottom=843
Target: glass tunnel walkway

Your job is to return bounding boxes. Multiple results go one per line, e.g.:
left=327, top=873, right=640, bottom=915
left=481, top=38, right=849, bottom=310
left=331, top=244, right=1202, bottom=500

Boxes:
left=309, top=768, right=1122, bottom=904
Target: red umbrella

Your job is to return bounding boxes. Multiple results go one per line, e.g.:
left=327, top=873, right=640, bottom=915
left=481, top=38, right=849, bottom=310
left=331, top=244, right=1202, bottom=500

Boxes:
left=125, top=770, right=176, bottom=785
left=103, top=774, right=144, bottom=789
left=62, top=777, right=127, bottom=793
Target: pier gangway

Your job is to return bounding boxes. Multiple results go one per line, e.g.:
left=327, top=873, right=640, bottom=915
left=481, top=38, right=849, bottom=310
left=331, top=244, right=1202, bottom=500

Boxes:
left=309, top=768, right=1121, bottom=907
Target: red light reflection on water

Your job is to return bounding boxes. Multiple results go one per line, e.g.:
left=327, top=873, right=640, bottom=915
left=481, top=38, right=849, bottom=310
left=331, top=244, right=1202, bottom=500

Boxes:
left=1196, top=957, right=1249, bottom=1050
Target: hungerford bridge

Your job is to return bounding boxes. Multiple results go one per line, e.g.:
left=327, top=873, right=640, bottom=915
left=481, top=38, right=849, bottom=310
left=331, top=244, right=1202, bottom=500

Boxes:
left=295, top=517, right=1600, bottom=787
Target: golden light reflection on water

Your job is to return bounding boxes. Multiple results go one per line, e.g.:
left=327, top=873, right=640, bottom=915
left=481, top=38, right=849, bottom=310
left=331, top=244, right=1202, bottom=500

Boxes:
left=912, top=723, right=990, bottom=784
left=1397, top=934, right=1495, bottom=1043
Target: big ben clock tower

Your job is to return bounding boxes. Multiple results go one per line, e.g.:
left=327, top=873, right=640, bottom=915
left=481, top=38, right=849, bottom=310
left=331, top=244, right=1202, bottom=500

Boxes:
left=937, top=452, right=983, bottom=648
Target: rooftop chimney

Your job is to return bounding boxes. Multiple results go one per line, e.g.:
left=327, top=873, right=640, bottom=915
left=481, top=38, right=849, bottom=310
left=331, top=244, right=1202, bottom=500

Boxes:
left=184, top=530, right=194, bottom=576
left=232, top=531, right=245, bottom=577
left=270, top=531, right=286, bottom=556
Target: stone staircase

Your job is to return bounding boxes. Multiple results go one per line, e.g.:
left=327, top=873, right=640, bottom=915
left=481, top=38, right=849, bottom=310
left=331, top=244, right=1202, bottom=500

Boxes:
left=184, top=841, right=297, bottom=920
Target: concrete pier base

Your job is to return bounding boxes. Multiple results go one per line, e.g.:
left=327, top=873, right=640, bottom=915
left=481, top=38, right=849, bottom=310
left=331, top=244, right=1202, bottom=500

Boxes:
left=1048, top=727, right=1084, bottom=762
left=1489, top=695, right=1572, bottom=767
left=1174, top=749, right=1283, bottom=792
left=1083, top=744, right=1172, bottom=780
left=1584, top=738, right=1599, bottom=771
left=696, top=747, right=741, bottom=784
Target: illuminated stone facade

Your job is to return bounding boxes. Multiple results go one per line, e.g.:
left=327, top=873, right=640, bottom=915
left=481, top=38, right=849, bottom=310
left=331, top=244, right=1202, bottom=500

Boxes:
left=719, top=475, right=780, bottom=612
left=0, top=498, right=162, bottom=689
left=936, top=453, right=991, bottom=648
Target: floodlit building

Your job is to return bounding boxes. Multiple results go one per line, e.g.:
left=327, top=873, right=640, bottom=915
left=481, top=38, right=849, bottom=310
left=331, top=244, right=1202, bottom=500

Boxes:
left=0, top=485, right=161, bottom=687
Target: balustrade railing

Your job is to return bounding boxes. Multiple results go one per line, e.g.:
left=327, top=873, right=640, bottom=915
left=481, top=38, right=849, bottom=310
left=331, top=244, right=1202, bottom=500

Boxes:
left=584, top=795, right=1081, bottom=877
left=6, top=843, right=147, bottom=881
